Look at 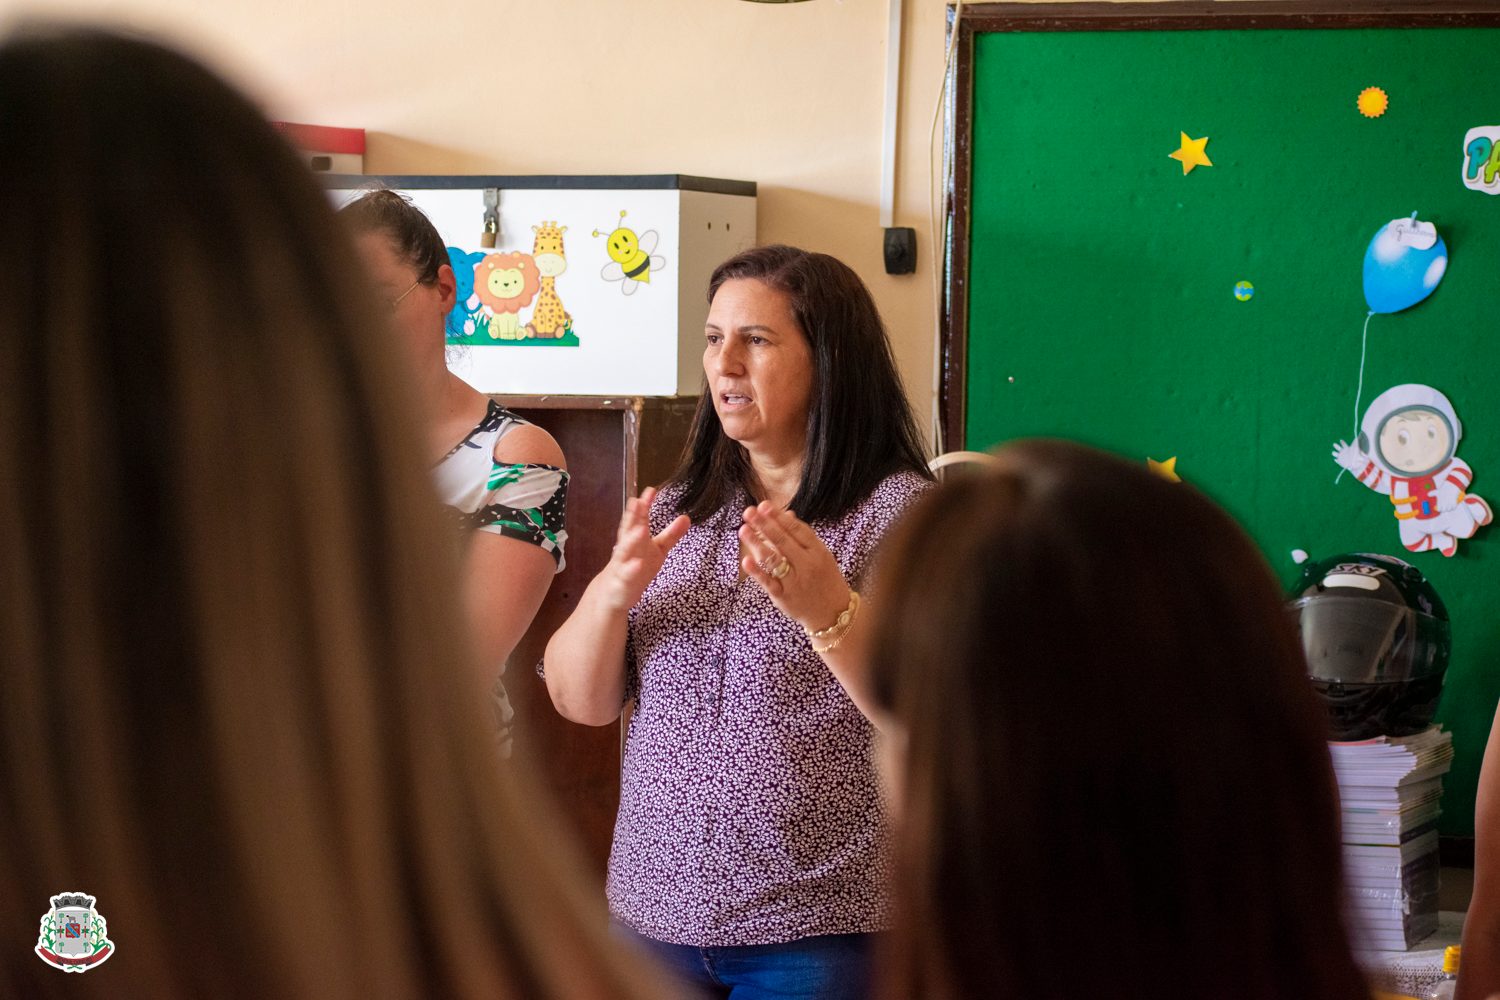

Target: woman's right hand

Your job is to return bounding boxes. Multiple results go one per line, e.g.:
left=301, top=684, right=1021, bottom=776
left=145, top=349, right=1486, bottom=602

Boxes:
left=599, top=486, right=690, bottom=613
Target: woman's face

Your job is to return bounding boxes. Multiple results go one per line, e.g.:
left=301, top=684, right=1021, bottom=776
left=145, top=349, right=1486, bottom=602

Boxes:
left=354, top=230, right=454, bottom=371
left=703, top=278, right=815, bottom=460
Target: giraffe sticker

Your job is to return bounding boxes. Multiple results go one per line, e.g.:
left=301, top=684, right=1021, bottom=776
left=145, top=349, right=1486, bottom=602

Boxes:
left=526, top=221, right=574, bottom=340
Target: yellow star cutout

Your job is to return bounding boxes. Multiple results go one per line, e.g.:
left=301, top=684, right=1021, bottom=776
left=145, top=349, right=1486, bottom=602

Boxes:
left=1147, top=456, right=1182, bottom=482
left=1168, top=132, right=1212, bottom=175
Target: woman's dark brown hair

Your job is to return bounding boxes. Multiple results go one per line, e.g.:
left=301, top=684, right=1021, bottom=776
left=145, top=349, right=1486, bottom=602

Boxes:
left=868, top=441, right=1368, bottom=1000
left=339, top=188, right=449, bottom=284
left=671, top=244, right=931, bottom=522
left=0, top=26, right=670, bottom=1000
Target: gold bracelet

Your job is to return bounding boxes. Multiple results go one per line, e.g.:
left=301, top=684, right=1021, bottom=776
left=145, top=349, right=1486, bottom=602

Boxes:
left=812, top=627, right=853, bottom=655
left=810, top=591, right=861, bottom=654
left=807, top=589, right=859, bottom=640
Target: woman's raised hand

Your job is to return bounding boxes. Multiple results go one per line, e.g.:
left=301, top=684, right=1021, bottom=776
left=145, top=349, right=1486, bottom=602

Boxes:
left=601, top=486, right=690, bottom=613
left=740, top=502, right=851, bottom=634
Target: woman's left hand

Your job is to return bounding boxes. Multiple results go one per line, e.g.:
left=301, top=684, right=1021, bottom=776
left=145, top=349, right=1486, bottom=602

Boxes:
left=740, top=502, right=851, bottom=634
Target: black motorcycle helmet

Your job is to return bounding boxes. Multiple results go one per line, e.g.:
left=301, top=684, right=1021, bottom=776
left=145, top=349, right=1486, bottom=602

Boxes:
left=1287, top=553, right=1450, bottom=741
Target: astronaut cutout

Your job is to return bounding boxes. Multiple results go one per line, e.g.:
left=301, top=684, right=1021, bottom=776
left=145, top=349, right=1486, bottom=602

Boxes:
left=1334, top=384, right=1493, bottom=557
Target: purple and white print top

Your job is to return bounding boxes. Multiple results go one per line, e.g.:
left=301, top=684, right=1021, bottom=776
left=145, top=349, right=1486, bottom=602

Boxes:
left=608, top=471, right=932, bottom=947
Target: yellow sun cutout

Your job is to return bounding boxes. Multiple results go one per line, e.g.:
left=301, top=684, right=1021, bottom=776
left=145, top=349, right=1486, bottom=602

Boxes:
left=1358, top=87, right=1389, bottom=119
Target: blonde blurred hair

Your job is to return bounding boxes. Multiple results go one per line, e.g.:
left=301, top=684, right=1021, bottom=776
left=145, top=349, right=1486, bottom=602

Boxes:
left=0, top=25, right=667, bottom=999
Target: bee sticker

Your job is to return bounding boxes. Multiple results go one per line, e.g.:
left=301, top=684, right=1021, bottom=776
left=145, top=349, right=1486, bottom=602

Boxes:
left=593, top=210, right=666, bottom=295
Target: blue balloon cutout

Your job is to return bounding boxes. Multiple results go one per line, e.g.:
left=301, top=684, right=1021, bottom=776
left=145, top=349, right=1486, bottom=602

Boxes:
left=1362, top=218, right=1448, bottom=315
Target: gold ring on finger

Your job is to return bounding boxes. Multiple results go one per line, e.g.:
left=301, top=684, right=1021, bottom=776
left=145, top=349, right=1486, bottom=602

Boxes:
left=771, top=558, right=791, bottom=580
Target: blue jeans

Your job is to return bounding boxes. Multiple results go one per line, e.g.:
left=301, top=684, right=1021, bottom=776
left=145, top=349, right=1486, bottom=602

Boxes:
left=614, top=923, right=877, bottom=1000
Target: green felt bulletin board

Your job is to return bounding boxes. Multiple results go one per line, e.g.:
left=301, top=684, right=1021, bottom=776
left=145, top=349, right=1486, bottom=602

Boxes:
left=944, top=4, right=1500, bottom=837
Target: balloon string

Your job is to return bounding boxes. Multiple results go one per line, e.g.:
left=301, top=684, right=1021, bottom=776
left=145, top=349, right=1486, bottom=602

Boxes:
left=1353, top=310, right=1374, bottom=434
left=1336, top=310, right=1375, bottom=485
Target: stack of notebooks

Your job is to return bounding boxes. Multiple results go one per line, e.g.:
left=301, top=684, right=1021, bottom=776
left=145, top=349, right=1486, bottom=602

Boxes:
left=1330, top=726, right=1454, bottom=951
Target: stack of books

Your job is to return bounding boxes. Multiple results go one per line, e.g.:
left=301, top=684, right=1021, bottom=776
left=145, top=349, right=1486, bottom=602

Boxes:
left=1330, top=726, right=1454, bottom=951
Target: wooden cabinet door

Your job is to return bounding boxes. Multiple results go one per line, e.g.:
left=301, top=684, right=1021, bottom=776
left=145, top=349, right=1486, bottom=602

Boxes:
left=497, top=396, right=698, bottom=874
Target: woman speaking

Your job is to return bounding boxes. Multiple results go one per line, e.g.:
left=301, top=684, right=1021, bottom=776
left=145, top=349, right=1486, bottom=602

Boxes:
left=545, top=245, right=931, bottom=999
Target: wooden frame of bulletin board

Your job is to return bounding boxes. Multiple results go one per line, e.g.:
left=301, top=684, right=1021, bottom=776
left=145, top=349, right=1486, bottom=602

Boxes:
left=941, top=2, right=1500, bottom=841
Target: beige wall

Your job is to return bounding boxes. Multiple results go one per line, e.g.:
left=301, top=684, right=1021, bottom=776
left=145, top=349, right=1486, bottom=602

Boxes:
left=2, top=0, right=985, bottom=442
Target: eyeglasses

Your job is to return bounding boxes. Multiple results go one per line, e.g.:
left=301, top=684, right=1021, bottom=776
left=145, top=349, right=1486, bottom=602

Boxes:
left=387, top=278, right=421, bottom=313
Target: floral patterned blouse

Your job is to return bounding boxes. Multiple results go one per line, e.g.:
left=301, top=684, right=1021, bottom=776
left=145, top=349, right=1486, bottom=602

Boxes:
left=607, top=471, right=931, bottom=946
left=433, top=400, right=569, bottom=569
